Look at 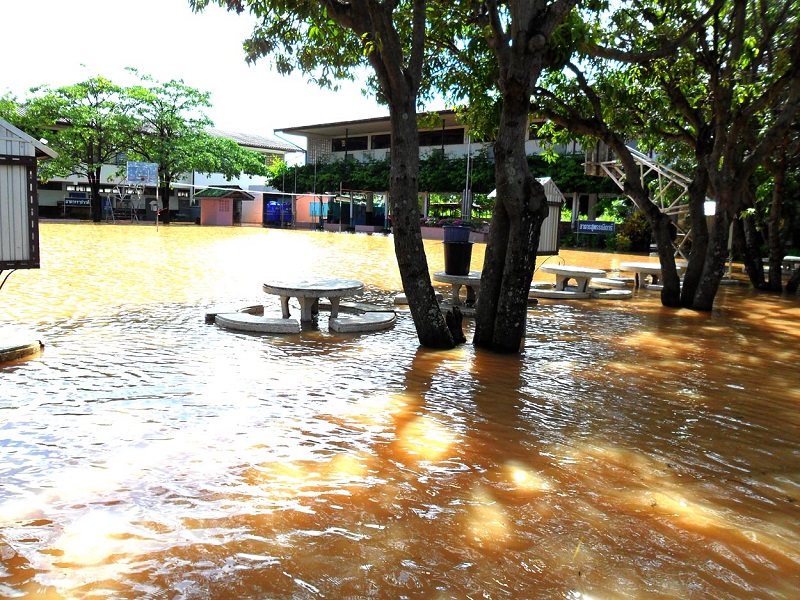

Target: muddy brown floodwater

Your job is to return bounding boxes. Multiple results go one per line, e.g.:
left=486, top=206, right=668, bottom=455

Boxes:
left=1, top=222, right=799, bottom=599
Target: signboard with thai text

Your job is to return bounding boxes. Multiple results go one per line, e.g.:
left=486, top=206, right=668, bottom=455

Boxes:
left=576, top=220, right=616, bottom=234
left=64, top=197, right=91, bottom=206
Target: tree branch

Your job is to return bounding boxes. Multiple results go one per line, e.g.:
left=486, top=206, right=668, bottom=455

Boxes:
left=584, top=0, right=726, bottom=63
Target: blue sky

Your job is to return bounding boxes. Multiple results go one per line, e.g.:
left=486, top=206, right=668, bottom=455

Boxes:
left=1, top=0, right=391, bottom=145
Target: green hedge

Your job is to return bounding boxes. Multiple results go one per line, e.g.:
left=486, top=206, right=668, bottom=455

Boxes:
left=271, top=153, right=618, bottom=196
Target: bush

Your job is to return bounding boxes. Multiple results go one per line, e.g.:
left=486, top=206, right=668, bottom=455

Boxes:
left=611, top=234, right=632, bottom=252
left=615, top=212, right=652, bottom=252
left=420, top=216, right=486, bottom=230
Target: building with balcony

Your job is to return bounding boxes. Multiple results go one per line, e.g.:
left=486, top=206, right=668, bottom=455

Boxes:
left=276, top=109, right=568, bottom=164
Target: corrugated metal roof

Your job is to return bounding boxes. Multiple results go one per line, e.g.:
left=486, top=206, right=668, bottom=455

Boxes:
left=0, top=117, right=58, bottom=159
left=207, top=128, right=301, bottom=153
left=194, top=186, right=255, bottom=200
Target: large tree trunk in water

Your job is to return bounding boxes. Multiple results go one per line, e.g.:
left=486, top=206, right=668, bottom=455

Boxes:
left=692, top=205, right=732, bottom=310
left=740, top=214, right=768, bottom=289
left=766, top=164, right=786, bottom=292
left=736, top=185, right=768, bottom=290
left=389, top=98, right=454, bottom=348
left=474, top=94, right=547, bottom=353
left=605, top=138, right=682, bottom=306
left=650, top=213, right=682, bottom=307
left=681, top=165, right=710, bottom=306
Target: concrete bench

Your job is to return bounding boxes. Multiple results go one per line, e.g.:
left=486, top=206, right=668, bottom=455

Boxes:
left=329, top=311, right=396, bottom=333
left=0, top=340, right=44, bottom=363
left=393, top=292, right=443, bottom=305
left=204, top=304, right=263, bottom=324
left=215, top=313, right=301, bottom=334
left=590, top=278, right=629, bottom=289
left=528, top=288, right=591, bottom=300
left=591, top=289, right=633, bottom=299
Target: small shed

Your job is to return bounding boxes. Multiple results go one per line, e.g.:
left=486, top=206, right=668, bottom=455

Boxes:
left=195, top=187, right=254, bottom=226
left=487, top=177, right=565, bottom=255
left=535, top=177, right=566, bottom=255
left=1, top=117, right=57, bottom=270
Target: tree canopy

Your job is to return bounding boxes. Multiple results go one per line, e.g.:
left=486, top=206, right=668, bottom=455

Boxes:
left=192, top=0, right=463, bottom=348
left=1, top=71, right=271, bottom=222
left=535, top=0, right=800, bottom=308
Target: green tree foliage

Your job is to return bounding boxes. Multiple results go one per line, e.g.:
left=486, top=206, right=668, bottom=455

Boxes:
left=3, top=77, right=134, bottom=222
left=124, top=72, right=263, bottom=222
left=193, top=135, right=270, bottom=181
left=190, top=0, right=460, bottom=349
left=3, top=72, right=270, bottom=224
left=269, top=152, right=615, bottom=198
left=537, top=0, right=800, bottom=307
left=421, top=1, right=587, bottom=352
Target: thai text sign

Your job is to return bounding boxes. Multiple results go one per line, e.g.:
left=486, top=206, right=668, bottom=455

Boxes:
left=577, top=220, right=615, bottom=234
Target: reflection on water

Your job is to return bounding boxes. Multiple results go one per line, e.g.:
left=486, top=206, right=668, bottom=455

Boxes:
left=1, top=222, right=799, bottom=598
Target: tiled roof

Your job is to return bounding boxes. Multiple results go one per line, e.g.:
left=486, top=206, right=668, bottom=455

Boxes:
left=207, top=128, right=301, bottom=153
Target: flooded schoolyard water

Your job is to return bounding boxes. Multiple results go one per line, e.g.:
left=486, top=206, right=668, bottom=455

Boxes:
left=1, top=222, right=799, bottom=599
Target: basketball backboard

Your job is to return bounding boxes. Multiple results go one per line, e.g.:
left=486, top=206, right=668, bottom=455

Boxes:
left=126, top=161, right=158, bottom=185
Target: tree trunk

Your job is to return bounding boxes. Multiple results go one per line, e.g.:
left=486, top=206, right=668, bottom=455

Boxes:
left=89, top=166, right=103, bottom=223
left=766, top=161, right=786, bottom=292
left=388, top=98, right=454, bottom=348
left=740, top=212, right=768, bottom=289
left=650, top=213, right=682, bottom=307
left=608, top=139, right=682, bottom=306
left=680, top=163, right=710, bottom=306
left=692, top=199, right=733, bottom=310
left=474, top=91, right=547, bottom=353
left=160, top=181, right=171, bottom=224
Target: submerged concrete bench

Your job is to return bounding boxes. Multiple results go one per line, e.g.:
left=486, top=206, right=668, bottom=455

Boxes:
left=590, top=277, right=629, bottom=289
left=329, top=311, right=396, bottom=333
left=215, top=313, right=301, bottom=334
left=393, top=292, right=444, bottom=305
left=204, top=304, right=263, bottom=324
left=529, top=288, right=591, bottom=300
left=591, top=288, right=633, bottom=299
left=0, top=340, right=44, bottom=363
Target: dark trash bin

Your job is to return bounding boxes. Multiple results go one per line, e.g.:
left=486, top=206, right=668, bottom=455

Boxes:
left=444, top=241, right=473, bottom=275
left=443, top=225, right=471, bottom=243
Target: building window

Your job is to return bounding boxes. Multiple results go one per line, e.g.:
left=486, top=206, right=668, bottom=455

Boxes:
left=331, top=136, right=369, bottom=152
left=220, top=199, right=230, bottom=212
left=371, top=134, right=391, bottom=150
left=419, top=128, right=465, bottom=147
left=39, top=181, right=63, bottom=191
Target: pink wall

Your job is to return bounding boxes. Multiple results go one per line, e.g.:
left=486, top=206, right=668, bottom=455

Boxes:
left=295, top=194, right=326, bottom=228
left=240, top=192, right=264, bottom=225
left=200, top=198, right=234, bottom=226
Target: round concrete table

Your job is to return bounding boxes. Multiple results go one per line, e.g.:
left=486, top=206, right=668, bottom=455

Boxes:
left=619, top=261, right=686, bottom=288
left=263, top=277, right=364, bottom=322
left=432, top=270, right=481, bottom=306
left=539, top=264, right=607, bottom=293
